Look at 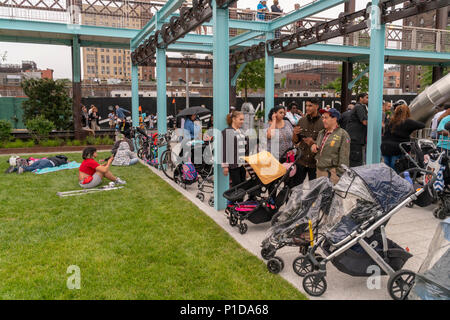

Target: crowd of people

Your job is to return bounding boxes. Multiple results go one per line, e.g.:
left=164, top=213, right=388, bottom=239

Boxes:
left=217, top=94, right=435, bottom=189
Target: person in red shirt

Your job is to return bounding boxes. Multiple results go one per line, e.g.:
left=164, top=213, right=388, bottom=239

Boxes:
left=78, top=147, right=126, bottom=188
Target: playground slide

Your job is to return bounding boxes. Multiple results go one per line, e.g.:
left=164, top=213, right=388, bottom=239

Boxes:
left=409, top=73, right=450, bottom=125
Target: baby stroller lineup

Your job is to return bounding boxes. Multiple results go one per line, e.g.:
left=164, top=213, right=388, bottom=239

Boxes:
left=222, top=158, right=439, bottom=299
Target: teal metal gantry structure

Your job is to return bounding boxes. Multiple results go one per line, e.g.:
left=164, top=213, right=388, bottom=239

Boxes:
left=128, top=0, right=450, bottom=211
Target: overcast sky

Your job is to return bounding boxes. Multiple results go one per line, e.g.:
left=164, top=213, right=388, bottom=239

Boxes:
left=0, top=0, right=372, bottom=79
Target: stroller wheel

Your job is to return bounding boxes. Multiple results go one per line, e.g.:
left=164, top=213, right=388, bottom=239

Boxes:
left=238, top=223, right=248, bottom=235
left=267, top=257, right=284, bottom=274
left=388, top=269, right=415, bottom=300
left=196, top=192, right=205, bottom=202
left=302, top=272, right=327, bottom=297
left=229, top=213, right=238, bottom=227
left=293, top=255, right=313, bottom=277
left=208, top=197, right=214, bottom=207
left=436, top=208, right=447, bottom=220
left=406, top=202, right=414, bottom=208
left=261, top=245, right=276, bottom=260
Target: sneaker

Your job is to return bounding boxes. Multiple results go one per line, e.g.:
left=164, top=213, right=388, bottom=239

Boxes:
left=115, top=177, right=126, bottom=185
left=4, top=166, right=15, bottom=174
left=17, top=167, right=24, bottom=174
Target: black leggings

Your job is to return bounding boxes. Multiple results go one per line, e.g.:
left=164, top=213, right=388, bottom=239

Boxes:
left=229, top=166, right=246, bottom=188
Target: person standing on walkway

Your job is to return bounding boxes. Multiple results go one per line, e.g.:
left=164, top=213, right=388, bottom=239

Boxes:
left=115, top=105, right=131, bottom=121
left=271, top=0, right=283, bottom=38
left=265, top=105, right=294, bottom=162
left=89, top=106, right=100, bottom=131
left=339, top=103, right=354, bottom=131
left=436, top=106, right=450, bottom=154
left=257, top=0, right=269, bottom=21
left=431, top=104, right=448, bottom=139
left=346, top=92, right=368, bottom=167
left=311, top=108, right=350, bottom=185
left=292, top=97, right=324, bottom=186
left=221, top=111, right=249, bottom=195
left=380, top=104, right=425, bottom=171
left=285, top=101, right=301, bottom=126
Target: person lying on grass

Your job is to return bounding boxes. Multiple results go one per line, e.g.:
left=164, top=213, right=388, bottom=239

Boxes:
left=79, top=147, right=126, bottom=189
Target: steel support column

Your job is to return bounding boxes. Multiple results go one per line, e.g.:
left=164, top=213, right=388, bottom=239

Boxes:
left=156, top=48, right=167, bottom=135
left=131, top=63, right=139, bottom=128
left=212, top=0, right=229, bottom=210
left=341, top=61, right=353, bottom=112
left=265, top=31, right=275, bottom=121
left=366, top=0, right=385, bottom=165
left=71, top=35, right=83, bottom=140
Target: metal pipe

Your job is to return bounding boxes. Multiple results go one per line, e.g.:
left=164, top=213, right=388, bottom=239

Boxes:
left=409, top=72, right=450, bottom=124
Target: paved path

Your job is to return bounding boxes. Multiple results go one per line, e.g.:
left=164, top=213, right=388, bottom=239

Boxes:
left=143, top=161, right=440, bottom=300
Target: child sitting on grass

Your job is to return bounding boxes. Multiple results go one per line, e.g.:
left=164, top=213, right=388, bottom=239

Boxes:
left=78, top=147, right=126, bottom=189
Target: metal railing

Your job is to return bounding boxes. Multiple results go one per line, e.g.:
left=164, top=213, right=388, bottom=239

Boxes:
left=0, top=0, right=448, bottom=54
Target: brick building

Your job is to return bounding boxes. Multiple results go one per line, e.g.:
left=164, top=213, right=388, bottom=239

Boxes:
left=81, top=7, right=155, bottom=82
left=401, top=7, right=449, bottom=93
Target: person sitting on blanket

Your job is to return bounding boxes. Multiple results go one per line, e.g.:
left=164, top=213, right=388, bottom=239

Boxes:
left=6, top=155, right=68, bottom=174
left=112, top=141, right=139, bottom=166
left=78, top=147, right=126, bottom=189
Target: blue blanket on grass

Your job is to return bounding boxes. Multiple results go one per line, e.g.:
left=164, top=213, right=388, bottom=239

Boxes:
left=33, top=161, right=80, bottom=174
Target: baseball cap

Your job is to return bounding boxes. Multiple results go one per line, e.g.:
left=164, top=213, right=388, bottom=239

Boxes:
left=319, top=108, right=341, bottom=120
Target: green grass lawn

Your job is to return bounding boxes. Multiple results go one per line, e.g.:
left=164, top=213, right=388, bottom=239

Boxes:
left=0, top=152, right=307, bottom=300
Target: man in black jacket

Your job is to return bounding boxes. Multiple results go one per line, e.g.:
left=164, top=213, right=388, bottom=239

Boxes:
left=346, top=93, right=368, bottom=167
left=339, top=103, right=354, bottom=131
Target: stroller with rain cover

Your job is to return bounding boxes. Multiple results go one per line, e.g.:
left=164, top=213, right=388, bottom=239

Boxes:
left=298, top=163, right=436, bottom=299
left=408, top=217, right=450, bottom=300
left=399, top=141, right=450, bottom=218
left=260, top=177, right=334, bottom=274
left=223, top=149, right=299, bottom=235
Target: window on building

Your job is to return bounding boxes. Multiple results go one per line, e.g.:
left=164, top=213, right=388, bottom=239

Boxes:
left=106, top=56, right=110, bottom=63
left=101, top=55, right=105, bottom=63
left=114, top=67, right=117, bottom=75
left=118, top=56, right=121, bottom=64
left=106, top=67, right=110, bottom=74
left=101, top=48, right=104, bottom=52
left=101, top=66, right=105, bottom=74
left=113, top=56, right=116, bottom=64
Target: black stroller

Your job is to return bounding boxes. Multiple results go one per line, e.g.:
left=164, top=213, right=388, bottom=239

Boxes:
left=260, top=177, right=334, bottom=274
left=408, top=217, right=450, bottom=300
left=299, top=163, right=436, bottom=300
left=223, top=149, right=299, bottom=235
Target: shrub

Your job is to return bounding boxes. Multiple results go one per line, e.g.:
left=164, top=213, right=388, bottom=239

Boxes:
left=72, top=139, right=82, bottom=146
left=25, top=116, right=55, bottom=143
left=39, top=139, right=63, bottom=147
left=1, top=139, right=35, bottom=148
left=0, top=120, right=12, bottom=142
left=86, top=135, right=97, bottom=145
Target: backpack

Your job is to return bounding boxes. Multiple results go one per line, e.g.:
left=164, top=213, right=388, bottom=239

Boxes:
left=181, top=162, right=198, bottom=182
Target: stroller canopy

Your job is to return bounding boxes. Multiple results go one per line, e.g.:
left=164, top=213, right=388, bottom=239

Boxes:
left=336, top=163, right=414, bottom=213
left=409, top=218, right=450, bottom=300
left=243, top=151, right=287, bottom=185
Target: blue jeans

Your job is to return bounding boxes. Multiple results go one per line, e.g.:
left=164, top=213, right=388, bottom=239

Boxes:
left=383, top=155, right=400, bottom=171
left=24, top=159, right=54, bottom=172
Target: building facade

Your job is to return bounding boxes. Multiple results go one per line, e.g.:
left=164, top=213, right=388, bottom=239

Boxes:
left=81, top=7, right=155, bottom=83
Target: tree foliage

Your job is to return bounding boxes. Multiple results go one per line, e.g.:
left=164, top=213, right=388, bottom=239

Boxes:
left=21, top=78, right=72, bottom=130
left=323, top=63, right=369, bottom=95
left=25, top=115, right=55, bottom=143
left=419, top=66, right=449, bottom=92
left=236, top=59, right=265, bottom=101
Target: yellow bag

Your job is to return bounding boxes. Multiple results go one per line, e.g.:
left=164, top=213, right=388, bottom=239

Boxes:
left=243, top=151, right=287, bottom=185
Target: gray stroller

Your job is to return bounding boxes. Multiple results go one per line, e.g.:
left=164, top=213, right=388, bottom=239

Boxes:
left=408, top=217, right=450, bottom=300
left=299, top=163, right=436, bottom=299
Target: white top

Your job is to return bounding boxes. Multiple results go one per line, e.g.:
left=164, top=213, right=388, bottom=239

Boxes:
left=431, top=110, right=446, bottom=131
left=285, top=111, right=301, bottom=126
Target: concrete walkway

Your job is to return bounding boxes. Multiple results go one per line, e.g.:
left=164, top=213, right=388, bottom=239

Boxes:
left=143, top=161, right=441, bottom=300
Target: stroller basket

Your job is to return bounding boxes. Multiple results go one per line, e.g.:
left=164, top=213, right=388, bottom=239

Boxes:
left=223, top=179, right=261, bottom=202
left=323, top=231, right=412, bottom=277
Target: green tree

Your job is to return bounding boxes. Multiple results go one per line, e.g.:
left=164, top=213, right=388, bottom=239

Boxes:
left=419, top=66, right=448, bottom=92
left=21, top=78, right=73, bottom=130
left=236, top=59, right=265, bottom=101
left=323, top=63, right=369, bottom=95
